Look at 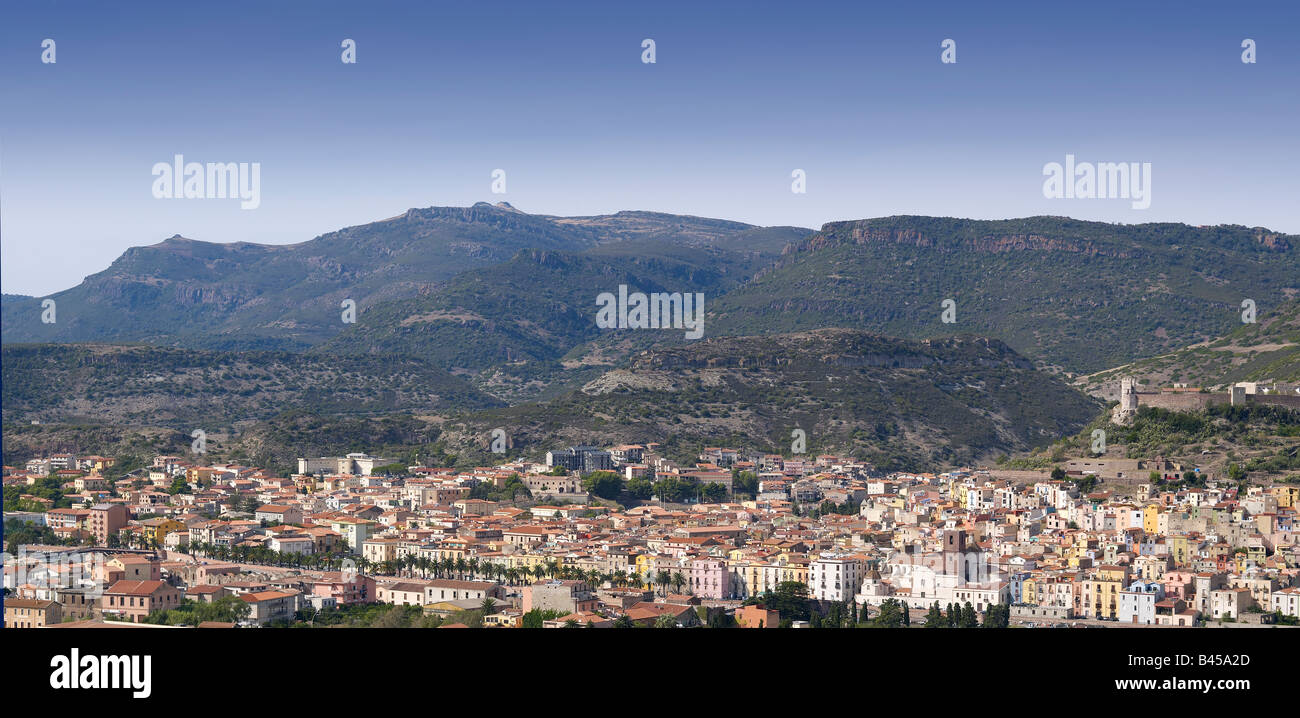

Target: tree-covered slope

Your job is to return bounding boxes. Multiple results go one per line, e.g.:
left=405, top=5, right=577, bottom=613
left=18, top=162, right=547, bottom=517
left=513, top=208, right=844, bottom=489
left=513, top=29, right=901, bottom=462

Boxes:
left=1078, top=296, right=1300, bottom=397
left=0, top=343, right=502, bottom=426
left=707, top=216, right=1299, bottom=375
left=430, top=329, right=1102, bottom=470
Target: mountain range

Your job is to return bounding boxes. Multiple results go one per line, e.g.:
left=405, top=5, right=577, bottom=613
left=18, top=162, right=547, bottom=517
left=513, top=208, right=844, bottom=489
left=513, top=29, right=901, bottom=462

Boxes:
left=4, top=203, right=1297, bottom=469
left=1, top=203, right=807, bottom=351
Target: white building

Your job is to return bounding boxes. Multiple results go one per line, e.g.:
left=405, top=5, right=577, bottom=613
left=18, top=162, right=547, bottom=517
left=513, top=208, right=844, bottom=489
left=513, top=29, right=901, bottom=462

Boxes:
left=298, top=453, right=388, bottom=476
left=809, top=553, right=865, bottom=602
left=1270, top=587, right=1300, bottom=618
left=1118, top=580, right=1165, bottom=625
left=951, top=582, right=1009, bottom=612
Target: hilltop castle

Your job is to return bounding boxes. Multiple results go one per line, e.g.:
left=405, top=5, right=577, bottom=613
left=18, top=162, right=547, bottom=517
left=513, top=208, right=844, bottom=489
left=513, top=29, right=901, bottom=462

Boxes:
left=1111, top=377, right=1300, bottom=425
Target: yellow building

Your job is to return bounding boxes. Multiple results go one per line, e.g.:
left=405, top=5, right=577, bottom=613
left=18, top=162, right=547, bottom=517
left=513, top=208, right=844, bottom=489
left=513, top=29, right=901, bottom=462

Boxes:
left=1143, top=504, right=1162, bottom=535
left=1022, top=576, right=1040, bottom=604
left=1271, top=485, right=1299, bottom=509
left=1167, top=535, right=1191, bottom=567
left=951, top=482, right=969, bottom=506
left=731, top=560, right=809, bottom=598
left=1083, top=577, right=1122, bottom=619
left=138, top=518, right=185, bottom=546
left=510, top=553, right=551, bottom=573
left=635, top=552, right=660, bottom=579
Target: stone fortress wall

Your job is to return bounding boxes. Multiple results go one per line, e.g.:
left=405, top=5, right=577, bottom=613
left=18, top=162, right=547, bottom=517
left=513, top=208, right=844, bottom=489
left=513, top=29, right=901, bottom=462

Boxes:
left=1113, top=378, right=1300, bottom=423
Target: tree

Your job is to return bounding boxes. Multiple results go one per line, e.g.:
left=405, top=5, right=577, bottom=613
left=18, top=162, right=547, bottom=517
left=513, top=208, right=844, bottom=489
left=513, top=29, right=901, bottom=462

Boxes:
left=655, top=570, right=671, bottom=597
left=960, top=601, right=978, bottom=628
left=764, top=581, right=811, bottom=622
left=371, top=606, right=410, bottom=628
left=982, top=603, right=1010, bottom=628
left=480, top=598, right=498, bottom=615
left=871, top=598, right=903, bottom=628
left=653, top=614, right=678, bottom=629
left=449, top=609, right=484, bottom=628
left=582, top=471, right=624, bottom=500
left=732, top=470, right=759, bottom=498
left=613, top=614, right=635, bottom=628
left=1051, top=467, right=1067, bottom=481
left=521, top=609, right=548, bottom=628
left=626, top=478, right=654, bottom=500
left=708, top=611, right=736, bottom=628
left=925, top=601, right=946, bottom=628
left=700, top=482, right=728, bottom=503
left=145, top=595, right=251, bottom=627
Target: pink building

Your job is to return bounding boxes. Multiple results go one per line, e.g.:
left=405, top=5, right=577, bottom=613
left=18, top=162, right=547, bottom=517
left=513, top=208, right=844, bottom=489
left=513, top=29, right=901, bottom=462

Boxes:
left=686, top=557, right=731, bottom=600
left=1162, top=570, right=1196, bottom=600
left=311, top=573, right=376, bottom=605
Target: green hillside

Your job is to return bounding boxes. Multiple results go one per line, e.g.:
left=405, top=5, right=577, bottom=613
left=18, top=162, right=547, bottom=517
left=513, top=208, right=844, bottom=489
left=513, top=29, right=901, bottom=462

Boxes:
left=708, top=216, right=1299, bottom=375
left=0, top=343, right=502, bottom=426
left=430, top=329, right=1101, bottom=470
left=1078, top=296, right=1300, bottom=396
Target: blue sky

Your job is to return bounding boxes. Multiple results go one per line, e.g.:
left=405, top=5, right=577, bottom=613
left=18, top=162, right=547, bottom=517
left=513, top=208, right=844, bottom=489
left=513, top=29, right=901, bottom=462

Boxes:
left=2, top=0, right=1297, bottom=296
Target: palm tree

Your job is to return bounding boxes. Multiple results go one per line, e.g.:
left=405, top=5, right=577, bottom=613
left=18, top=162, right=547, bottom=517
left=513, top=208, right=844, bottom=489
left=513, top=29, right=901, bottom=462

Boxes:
left=480, top=598, right=498, bottom=615
left=613, top=570, right=628, bottom=587
left=655, top=570, right=671, bottom=597
left=671, top=571, right=686, bottom=595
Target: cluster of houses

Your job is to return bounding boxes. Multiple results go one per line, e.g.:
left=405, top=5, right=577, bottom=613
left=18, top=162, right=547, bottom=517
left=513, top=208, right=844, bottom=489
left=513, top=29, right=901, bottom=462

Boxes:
left=4, top=446, right=1299, bottom=628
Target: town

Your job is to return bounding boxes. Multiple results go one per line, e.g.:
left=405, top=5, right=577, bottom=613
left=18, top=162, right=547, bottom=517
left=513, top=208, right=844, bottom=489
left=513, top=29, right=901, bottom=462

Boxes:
left=5, top=440, right=1298, bottom=630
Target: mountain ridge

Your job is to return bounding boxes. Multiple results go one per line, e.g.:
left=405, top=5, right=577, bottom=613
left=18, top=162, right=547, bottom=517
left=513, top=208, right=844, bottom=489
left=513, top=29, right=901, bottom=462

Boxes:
left=1, top=204, right=809, bottom=350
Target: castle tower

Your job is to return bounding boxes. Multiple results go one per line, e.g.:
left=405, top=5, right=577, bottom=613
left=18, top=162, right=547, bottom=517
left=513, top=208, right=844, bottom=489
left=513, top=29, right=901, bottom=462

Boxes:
left=1112, top=377, right=1140, bottom=424
left=1120, top=377, right=1138, bottom=412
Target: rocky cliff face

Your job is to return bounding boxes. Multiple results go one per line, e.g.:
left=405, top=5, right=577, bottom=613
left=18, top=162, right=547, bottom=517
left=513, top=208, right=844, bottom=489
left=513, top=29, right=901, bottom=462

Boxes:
left=788, top=223, right=1132, bottom=259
